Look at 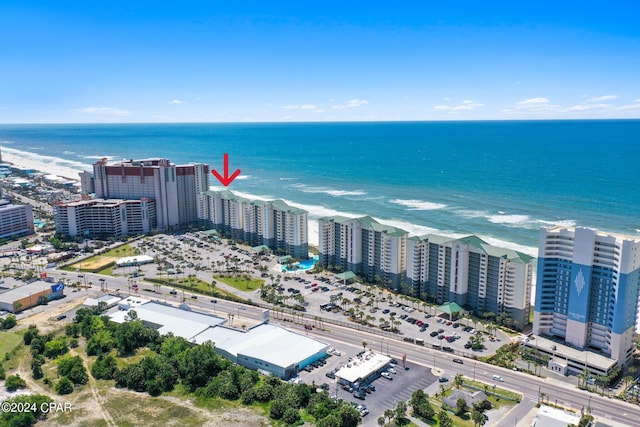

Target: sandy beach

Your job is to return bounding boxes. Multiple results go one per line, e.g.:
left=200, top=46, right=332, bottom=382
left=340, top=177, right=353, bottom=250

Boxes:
left=2, top=147, right=89, bottom=182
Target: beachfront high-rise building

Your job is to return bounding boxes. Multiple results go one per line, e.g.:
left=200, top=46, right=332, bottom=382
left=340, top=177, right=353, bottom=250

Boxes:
left=90, top=158, right=209, bottom=229
left=406, top=235, right=533, bottom=329
left=0, top=199, right=34, bottom=239
left=203, top=190, right=308, bottom=259
left=318, top=216, right=407, bottom=289
left=534, top=227, right=640, bottom=366
left=54, top=198, right=156, bottom=238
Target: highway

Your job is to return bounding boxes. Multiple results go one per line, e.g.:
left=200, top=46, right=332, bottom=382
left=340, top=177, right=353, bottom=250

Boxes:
left=49, top=270, right=640, bottom=425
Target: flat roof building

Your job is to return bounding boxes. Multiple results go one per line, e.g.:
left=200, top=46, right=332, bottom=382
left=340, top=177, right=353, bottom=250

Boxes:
left=208, top=323, right=329, bottom=379
left=335, top=351, right=391, bottom=386
left=0, top=200, right=34, bottom=239
left=204, top=190, right=309, bottom=259
left=407, top=234, right=534, bottom=330
left=109, top=300, right=328, bottom=380
left=0, top=279, right=65, bottom=313
left=534, top=227, right=640, bottom=370
left=318, top=216, right=407, bottom=289
left=90, top=158, right=209, bottom=229
left=109, top=301, right=226, bottom=340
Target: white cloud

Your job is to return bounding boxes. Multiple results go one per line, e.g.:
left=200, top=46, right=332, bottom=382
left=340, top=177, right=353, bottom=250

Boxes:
left=283, top=104, right=317, bottom=110
left=332, top=99, right=369, bottom=109
left=567, top=103, right=611, bottom=111
left=170, top=99, right=186, bottom=104
left=76, top=107, right=129, bottom=117
left=452, top=101, right=484, bottom=111
left=346, top=99, right=369, bottom=108
left=312, top=109, right=324, bottom=113
left=617, top=103, right=640, bottom=110
left=432, top=100, right=484, bottom=112
left=516, top=97, right=550, bottom=108
left=587, top=95, right=618, bottom=102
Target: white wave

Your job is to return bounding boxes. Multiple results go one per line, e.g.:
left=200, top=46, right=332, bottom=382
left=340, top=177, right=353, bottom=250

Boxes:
left=477, top=236, right=538, bottom=258
left=457, top=209, right=575, bottom=231
left=81, top=155, right=120, bottom=160
left=292, top=184, right=366, bottom=197
left=279, top=177, right=296, bottom=181
left=203, top=188, right=539, bottom=255
left=62, top=151, right=75, bottom=155
left=391, top=199, right=447, bottom=211
left=234, top=175, right=250, bottom=180
left=1, top=147, right=92, bottom=180
left=487, top=213, right=531, bottom=225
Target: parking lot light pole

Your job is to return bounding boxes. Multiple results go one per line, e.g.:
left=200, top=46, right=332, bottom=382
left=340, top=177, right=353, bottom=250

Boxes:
left=237, top=306, right=246, bottom=318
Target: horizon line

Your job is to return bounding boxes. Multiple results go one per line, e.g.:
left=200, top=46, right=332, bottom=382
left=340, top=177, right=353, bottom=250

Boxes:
left=1, top=117, right=640, bottom=126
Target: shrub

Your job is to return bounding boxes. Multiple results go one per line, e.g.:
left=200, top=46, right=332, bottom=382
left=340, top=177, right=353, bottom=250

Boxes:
left=5, top=374, right=27, bottom=391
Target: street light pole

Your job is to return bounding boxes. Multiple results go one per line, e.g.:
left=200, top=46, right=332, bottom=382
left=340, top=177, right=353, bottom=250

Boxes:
left=474, top=362, right=477, bottom=381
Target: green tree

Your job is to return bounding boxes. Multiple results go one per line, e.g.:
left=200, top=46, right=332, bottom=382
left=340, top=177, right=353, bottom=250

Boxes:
left=91, top=355, right=119, bottom=380
left=57, top=355, right=88, bottom=385
left=282, top=407, right=301, bottom=425
left=472, top=409, right=488, bottom=426
left=454, top=373, right=464, bottom=388
left=439, top=409, right=453, bottom=427
left=86, top=329, right=114, bottom=356
left=338, top=404, right=361, bottom=427
left=317, top=414, right=341, bottom=427
left=55, top=377, right=74, bottom=395
left=456, top=398, right=469, bottom=416
left=5, top=374, right=27, bottom=391
left=44, top=337, right=69, bottom=359
left=1, top=314, right=17, bottom=329
left=0, top=394, right=53, bottom=426
left=269, top=399, right=287, bottom=420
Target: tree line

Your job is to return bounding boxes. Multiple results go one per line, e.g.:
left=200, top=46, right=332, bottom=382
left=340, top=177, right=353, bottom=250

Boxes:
left=22, top=308, right=361, bottom=427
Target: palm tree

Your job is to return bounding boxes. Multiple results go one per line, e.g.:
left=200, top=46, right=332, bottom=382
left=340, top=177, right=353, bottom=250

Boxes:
left=454, top=373, right=464, bottom=389
left=472, top=409, right=487, bottom=426
left=362, top=341, right=368, bottom=352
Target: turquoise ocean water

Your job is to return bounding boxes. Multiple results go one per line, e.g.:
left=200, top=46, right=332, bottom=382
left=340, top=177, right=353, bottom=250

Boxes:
left=1, top=120, right=639, bottom=256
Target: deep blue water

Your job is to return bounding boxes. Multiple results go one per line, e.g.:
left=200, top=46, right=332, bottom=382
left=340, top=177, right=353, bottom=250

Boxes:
left=1, top=120, right=639, bottom=256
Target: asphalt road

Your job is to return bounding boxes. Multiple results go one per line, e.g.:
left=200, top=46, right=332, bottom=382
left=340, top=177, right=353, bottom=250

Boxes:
left=45, top=268, right=640, bottom=426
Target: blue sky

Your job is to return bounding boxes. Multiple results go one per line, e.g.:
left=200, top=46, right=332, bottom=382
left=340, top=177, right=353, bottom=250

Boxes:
left=2, top=1, right=640, bottom=123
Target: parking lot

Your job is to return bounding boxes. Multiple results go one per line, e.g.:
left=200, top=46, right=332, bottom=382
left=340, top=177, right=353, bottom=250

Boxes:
left=296, top=352, right=438, bottom=424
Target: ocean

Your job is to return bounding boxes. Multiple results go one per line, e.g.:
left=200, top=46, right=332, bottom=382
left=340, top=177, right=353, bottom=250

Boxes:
left=1, top=120, right=639, bottom=257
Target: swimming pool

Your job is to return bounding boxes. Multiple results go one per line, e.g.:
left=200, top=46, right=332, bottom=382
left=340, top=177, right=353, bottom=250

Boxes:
left=284, top=255, right=318, bottom=272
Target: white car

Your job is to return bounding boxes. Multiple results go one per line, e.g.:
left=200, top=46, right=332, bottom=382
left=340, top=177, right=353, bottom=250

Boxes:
left=387, top=367, right=397, bottom=374
left=381, top=372, right=393, bottom=380
left=492, top=374, right=504, bottom=382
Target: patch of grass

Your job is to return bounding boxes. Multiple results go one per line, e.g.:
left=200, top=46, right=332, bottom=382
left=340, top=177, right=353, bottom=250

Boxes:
left=462, top=379, right=521, bottom=405
left=64, top=244, right=141, bottom=273
left=102, top=394, right=206, bottom=427
left=214, top=275, right=264, bottom=292
left=146, top=277, right=248, bottom=303
left=0, top=330, right=22, bottom=356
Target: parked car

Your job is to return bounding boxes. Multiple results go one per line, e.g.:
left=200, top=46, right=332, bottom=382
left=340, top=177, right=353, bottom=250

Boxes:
left=380, top=372, right=393, bottom=380
left=438, top=376, right=449, bottom=382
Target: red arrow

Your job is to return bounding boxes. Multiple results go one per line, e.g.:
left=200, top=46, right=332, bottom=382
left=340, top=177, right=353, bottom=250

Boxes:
left=211, top=153, right=241, bottom=186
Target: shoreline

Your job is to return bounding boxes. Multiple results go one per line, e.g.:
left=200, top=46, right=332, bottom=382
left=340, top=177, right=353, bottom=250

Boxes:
left=2, top=147, right=88, bottom=182
left=0, top=145, right=539, bottom=255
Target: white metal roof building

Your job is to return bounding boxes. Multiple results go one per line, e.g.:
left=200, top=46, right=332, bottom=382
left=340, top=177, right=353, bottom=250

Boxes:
left=83, top=295, right=122, bottom=311
left=115, top=255, right=154, bottom=267
left=108, top=300, right=329, bottom=380
left=205, top=323, right=329, bottom=380
left=109, top=301, right=226, bottom=341
left=335, top=351, right=391, bottom=386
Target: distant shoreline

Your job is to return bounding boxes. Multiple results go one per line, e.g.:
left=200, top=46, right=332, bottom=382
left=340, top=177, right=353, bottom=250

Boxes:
left=2, top=148, right=84, bottom=183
